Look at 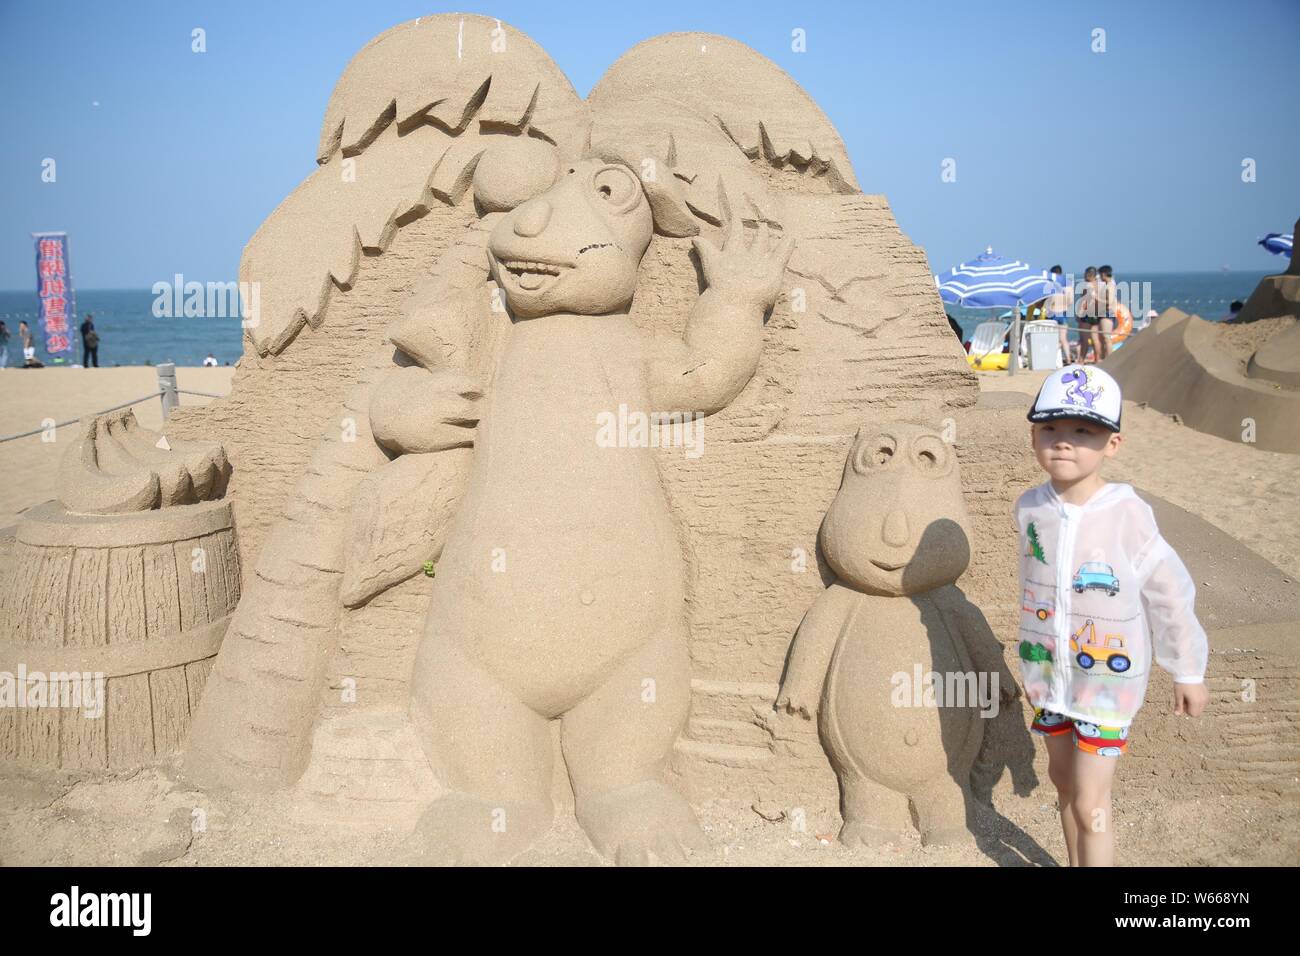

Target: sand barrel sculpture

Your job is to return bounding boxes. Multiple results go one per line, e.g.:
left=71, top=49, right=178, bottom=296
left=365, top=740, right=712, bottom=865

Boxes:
left=0, top=411, right=234, bottom=769
left=152, top=14, right=1040, bottom=862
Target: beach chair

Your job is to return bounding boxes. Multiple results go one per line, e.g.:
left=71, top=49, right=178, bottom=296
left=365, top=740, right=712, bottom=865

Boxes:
left=1020, top=319, right=1065, bottom=369
left=968, top=321, right=1010, bottom=360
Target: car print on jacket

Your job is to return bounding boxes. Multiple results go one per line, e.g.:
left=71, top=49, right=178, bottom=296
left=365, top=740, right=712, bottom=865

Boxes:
left=1021, top=587, right=1054, bottom=621
left=1073, top=560, right=1119, bottom=596
left=1069, top=619, right=1132, bottom=673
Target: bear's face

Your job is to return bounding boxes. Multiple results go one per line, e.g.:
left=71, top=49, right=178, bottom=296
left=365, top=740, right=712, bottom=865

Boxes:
left=819, top=423, right=972, bottom=596
left=487, top=159, right=654, bottom=320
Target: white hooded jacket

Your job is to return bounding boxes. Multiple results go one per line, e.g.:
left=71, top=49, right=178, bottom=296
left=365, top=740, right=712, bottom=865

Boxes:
left=1014, top=481, right=1208, bottom=728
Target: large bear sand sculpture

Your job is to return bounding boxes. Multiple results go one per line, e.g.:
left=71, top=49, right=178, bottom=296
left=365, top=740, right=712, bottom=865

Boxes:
left=157, top=14, right=1043, bottom=862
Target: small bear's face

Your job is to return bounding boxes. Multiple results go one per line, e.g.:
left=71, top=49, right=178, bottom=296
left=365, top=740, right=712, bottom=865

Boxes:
left=819, top=423, right=971, bottom=596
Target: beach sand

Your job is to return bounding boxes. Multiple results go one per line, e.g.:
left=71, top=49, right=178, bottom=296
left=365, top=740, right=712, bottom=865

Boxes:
left=0, top=366, right=234, bottom=528
left=0, top=364, right=1296, bottom=867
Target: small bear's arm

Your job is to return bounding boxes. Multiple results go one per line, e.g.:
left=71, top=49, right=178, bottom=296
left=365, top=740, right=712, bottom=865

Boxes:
left=944, top=586, right=1021, bottom=706
left=646, top=224, right=793, bottom=417
left=776, top=581, right=857, bottom=720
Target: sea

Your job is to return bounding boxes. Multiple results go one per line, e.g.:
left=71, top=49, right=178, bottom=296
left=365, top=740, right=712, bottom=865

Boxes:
left=0, top=271, right=1281, bottom=367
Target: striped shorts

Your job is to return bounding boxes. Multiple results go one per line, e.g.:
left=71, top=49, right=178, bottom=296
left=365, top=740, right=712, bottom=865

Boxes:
left=1031, top=707, right=1129, bottom=757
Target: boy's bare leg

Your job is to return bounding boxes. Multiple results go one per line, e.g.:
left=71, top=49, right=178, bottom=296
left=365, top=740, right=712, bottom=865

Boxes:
left=1070, top=748, right=1119, bottom=866
left=1044, top=733, right=1078, bottom=866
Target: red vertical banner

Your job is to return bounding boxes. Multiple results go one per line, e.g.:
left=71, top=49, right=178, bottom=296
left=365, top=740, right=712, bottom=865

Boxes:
left=33, top=231, right=76, bottom=363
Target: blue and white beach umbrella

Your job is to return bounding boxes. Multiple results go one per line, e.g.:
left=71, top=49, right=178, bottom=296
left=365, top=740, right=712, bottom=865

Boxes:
left=935, top=247, right=1067, bottom=309
left=1259, top=233, right=1293, bottom=257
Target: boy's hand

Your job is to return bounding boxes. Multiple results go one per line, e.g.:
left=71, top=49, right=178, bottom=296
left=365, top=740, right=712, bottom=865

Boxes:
left=1174, top=681, right=1208, bottom=717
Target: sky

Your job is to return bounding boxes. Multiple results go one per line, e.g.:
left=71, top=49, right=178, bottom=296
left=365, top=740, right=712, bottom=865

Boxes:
left=1, top=0, right=1297, bottom=289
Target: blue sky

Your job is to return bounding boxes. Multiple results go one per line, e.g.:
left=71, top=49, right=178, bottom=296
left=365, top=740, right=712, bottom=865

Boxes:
left=1, top=0, right=1297, bottom=289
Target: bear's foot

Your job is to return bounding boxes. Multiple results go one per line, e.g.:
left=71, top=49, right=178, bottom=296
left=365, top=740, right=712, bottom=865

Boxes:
left=839, top=818, right=910, bottom=848
left=575, top=781, right=709, bottom=866
left=920, top=824, right=977, bottom=849
left=408, top=792, right=552, bottom=866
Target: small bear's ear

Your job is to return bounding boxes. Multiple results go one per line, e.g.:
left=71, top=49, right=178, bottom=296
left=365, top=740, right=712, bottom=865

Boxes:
left=844, top=425, right=869, bottom=478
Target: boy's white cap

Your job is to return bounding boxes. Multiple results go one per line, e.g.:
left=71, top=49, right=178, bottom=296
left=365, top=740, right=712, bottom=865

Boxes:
left=1028, top=364, right=1122, bottom=432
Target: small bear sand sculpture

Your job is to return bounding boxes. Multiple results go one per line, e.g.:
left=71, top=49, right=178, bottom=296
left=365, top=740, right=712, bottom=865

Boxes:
left=777, top=423, right=1017, bottom=848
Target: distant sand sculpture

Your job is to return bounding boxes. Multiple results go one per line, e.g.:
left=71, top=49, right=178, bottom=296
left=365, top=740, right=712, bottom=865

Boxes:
left=1104, top=221, right=1300, bottom=454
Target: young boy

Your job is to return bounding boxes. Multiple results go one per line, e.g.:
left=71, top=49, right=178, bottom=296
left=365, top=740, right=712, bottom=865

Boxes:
left=1015, top=364, right=1209, bottom=866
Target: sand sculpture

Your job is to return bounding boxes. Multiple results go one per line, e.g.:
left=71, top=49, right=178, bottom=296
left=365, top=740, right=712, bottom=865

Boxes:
left=777, top=424, right=1017, bottom=846
left=145, top=14, right=1049, bottom=860
left=0, top=411, right=235, bottom=769
left=1105, top=216, right=1300, bottom=454
left=401, top=161, right=792, bottom=863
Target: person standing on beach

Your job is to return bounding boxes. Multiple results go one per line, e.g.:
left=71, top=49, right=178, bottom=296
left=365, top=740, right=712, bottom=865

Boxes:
left=1076, top=267, right=1099, bottom=362
left=1017, top=365, right=1209, bottom=866
left=80, top=314, right=100, bottom=367
left=1095, top=265, right=1117, bottom=362
left=0, top=321, right=9, bottom=368
left=18, top=320, right=42, bottom=367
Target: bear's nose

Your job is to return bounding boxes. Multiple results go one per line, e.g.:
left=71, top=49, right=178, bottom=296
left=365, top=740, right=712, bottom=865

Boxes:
left=882, top=509, right=910, bottom=548
left=512, top=199, right=552, bottom=238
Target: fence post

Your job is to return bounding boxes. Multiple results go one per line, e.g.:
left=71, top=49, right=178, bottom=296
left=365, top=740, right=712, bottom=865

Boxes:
left=1010, top=304, right=1021, bottom=376
left=157, top=363, right=179, bottom=419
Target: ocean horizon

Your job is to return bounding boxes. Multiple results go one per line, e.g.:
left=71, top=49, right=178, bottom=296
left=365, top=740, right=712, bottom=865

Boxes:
left=0, top=269, right=1284, bottom=367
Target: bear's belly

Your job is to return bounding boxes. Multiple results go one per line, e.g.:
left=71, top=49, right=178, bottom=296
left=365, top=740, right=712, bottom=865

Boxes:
left=429, top=482, right=683, bottom=714
left=422, top=316, right=686, bottom=714
left=821, top=594, right=981, bottom=790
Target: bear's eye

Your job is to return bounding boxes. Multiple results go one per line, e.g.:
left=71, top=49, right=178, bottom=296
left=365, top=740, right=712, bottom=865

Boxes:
left=863, top=435, right=896, bottom=467
left=592, top=165, right=638, bottom=209
left=911, top=434, right=949, bottom=474
left=851, top=433, right=897, bottom=475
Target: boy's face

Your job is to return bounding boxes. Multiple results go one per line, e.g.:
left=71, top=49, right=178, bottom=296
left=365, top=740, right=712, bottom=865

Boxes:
left=1031, top=419, right=1122, bottom=483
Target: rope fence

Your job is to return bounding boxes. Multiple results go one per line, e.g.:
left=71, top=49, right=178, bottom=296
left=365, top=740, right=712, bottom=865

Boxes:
left=0, top=362, right=228, bottom=444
